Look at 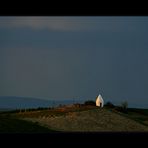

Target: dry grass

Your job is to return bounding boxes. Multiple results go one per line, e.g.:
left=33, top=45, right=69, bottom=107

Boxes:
left=23, top=108, right=148, bottom=132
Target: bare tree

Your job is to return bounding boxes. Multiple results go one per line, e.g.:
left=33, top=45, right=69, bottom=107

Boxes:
left=121, top=101, right=128, bottom=113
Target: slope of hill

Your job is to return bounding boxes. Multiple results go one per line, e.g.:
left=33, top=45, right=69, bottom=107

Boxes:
left=0, top=113, right=56, bottom=133
left=23, top=108, right=148, bottom=132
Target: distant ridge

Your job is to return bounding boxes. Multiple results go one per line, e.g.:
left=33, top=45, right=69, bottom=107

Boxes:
left=0, top=96, right=83, bottom=109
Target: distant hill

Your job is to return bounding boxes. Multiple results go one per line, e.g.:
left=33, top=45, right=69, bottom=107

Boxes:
left=0, top=96, right=80, bottom=109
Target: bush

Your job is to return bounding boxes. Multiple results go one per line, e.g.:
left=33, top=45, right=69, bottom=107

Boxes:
left=84, top=100, right=96, bottom=106
left=104, top=101, right=115, bottom=108
left=115, top=101, right=128, bottom=113
left=121, top=101, right=128, bottom=109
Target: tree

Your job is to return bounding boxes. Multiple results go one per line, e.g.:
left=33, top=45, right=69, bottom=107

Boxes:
left=121, top=101, right=128, bottom=113
left=104, top=101, right=115, bottom=108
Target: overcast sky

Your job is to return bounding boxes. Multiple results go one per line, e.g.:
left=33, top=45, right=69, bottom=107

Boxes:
left=0, top=16, right=148, bottom=107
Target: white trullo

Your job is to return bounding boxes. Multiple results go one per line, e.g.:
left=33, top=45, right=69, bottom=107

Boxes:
left=96, top=94, right=104, bottom=107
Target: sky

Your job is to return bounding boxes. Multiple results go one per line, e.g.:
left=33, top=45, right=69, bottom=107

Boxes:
left=0, top=16, right=148, bottom=107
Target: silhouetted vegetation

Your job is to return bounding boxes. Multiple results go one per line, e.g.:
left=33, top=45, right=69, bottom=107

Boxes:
left=121, top=101, right=128, bottom=113
left=104, top=101, right=115, bottom=108
left=113, top=101, right=128, bottom=114
left=84, top=100, right=96, bottom=106
left=128, top=108, right=148, bottom=116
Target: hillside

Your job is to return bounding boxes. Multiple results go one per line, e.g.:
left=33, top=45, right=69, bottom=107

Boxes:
left=0, top=113, right=56, bottom=133
left=22, top=107, right=148, bottom=132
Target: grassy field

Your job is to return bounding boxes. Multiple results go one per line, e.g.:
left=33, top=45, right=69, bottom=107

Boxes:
left=12, top=105, right=98, bottom=118
left=0, top=113, right=56, bottom=133
left=1, top=105, right=148, bottom=132
left=121, top=108, right=148, bottom=126
left=105, top=106, right=148, bottom=126
left=0, top=105, right=96, bottom=133
left=14, top=105, right=148, bottom=132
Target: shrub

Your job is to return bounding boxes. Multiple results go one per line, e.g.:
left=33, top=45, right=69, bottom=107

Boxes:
left=121, top=101, right=128, bottom=113
left=104, top=101, right=115, bottom=108
left=84, top=100, right=96, bottom=106
left=114, top=101, right=128, bottom=113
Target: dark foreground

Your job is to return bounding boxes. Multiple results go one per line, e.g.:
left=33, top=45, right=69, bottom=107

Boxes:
left=0, top=113, right=56, bottom=133
left=0, top=132, right=148, bottom=146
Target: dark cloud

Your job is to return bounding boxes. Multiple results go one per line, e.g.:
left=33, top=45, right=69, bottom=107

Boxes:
left=0, top=17, right=148, bottom=108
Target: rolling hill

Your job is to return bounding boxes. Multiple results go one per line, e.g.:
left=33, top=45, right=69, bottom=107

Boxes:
left=21, top=107, right=148, bottom=132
